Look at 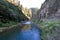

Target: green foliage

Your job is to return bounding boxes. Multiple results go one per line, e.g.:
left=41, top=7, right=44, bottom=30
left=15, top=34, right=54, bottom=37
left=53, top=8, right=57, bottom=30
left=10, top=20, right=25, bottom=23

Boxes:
left=41, top=21, right=60, bottom=40
left=33, top=20, right=60, bottom=40
left=0, top=0, right=28, bottom=27
left=0, top=21, right=19, bottom=27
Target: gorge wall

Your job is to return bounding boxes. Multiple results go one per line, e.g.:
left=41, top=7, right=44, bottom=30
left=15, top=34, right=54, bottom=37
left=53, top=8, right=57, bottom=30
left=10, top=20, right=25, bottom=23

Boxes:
left=0, top=0, right=32, bottom=23
left=38, top=0, right=60, bottom=40
left=7, top=0, right=32, bottom=20
left=38, top=0, right=60, bottom=21
left=21, top=6, right=32, bottom=20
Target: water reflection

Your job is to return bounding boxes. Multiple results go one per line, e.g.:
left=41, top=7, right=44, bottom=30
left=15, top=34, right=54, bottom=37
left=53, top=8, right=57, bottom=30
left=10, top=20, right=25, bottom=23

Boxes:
left=0, top=21, right=41, bottom=40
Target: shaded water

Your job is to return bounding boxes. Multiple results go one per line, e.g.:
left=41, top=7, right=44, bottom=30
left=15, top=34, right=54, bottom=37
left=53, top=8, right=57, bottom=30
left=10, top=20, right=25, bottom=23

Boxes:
left=0, top=21, right=41, bottom=40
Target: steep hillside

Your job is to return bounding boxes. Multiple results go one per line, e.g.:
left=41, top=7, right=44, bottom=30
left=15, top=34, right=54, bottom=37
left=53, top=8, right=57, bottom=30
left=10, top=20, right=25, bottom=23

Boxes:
left=0, top=0, right=29, bottom=27
left=37, top=0, right=60, bottom=40
left=38, top=0, right=60, bottom=21
left=7, top=0, right=32, bottom=20
left=22, top=7, right=32, bottom=20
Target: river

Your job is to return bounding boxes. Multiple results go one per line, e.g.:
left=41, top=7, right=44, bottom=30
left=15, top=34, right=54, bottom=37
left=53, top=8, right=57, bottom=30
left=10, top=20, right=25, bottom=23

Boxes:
left=0, top=21, right=41, bottom=40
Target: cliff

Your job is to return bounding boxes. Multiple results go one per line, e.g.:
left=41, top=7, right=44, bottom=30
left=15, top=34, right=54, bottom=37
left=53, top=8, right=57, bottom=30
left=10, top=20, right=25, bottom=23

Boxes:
left=38, top=0, right=60, bottom=40
left=38, top=0, right=60, bottom=21
left=7, top=0, right=20, bottom=6
left=21, top=6, right=32, bottom=20
left=7, top=0, right=32, bottom=20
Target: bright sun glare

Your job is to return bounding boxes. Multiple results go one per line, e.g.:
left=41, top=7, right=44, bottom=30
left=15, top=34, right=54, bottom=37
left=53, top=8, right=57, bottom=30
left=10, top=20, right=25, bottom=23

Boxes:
left=18, top=0, right=45, bottom=8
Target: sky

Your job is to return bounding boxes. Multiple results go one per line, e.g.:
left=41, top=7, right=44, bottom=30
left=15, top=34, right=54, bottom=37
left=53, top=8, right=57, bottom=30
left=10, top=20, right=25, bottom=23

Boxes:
left=18, top=0, right=45, bottom=8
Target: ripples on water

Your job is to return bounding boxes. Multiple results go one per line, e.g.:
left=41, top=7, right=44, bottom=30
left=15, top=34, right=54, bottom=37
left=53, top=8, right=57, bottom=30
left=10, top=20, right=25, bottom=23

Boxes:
left=0, top=21, right=41, bottom=40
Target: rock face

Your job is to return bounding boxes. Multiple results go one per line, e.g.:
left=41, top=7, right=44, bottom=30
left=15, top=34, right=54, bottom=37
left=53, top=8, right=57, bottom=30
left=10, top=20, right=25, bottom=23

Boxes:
left=38, top=0, right=60, bottom=40
left=7, top=0, right=20, bottom=6
left=38, top=0, right=60, bottom=20
left=21, top=7, right=32, bottom=20
left=7, top=0, right=32, bottom=20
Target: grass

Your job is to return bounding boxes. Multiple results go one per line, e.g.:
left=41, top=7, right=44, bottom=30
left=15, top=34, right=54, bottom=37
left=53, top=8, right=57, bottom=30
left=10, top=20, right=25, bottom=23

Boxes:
left=0, top=21, right=19, bottom=27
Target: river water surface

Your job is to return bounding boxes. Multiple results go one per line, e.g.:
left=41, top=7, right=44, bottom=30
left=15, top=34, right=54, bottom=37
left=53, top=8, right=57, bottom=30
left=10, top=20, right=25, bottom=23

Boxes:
left=0, top=21, right=41, bottom=40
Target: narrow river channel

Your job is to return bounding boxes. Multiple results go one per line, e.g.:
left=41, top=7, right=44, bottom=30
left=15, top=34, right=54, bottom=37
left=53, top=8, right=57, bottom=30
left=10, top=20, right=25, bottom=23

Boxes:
left=0, top=21, right=41, bottom=40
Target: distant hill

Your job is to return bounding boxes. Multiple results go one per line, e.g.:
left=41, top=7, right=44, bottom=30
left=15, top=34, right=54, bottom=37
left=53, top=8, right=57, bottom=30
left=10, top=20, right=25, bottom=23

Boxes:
left=31, top=8, right=39, bottom=22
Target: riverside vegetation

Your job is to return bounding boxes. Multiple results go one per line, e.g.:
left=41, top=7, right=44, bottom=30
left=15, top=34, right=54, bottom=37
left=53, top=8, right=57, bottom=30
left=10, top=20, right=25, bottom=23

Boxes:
left=0, top=0, right=60, bottom=40
left=32, top=0, right=60, bottom=40
left=33, top=19, right=60, bottom=40
left=0, top=0, right=30, bottom=27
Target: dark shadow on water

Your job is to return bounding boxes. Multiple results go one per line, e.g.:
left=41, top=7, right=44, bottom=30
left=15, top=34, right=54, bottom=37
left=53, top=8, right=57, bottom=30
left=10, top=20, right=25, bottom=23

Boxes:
left=0, top=21, right=41, bottom=40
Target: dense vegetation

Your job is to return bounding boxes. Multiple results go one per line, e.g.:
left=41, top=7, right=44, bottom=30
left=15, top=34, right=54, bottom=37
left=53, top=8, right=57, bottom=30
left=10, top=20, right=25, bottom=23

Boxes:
left=32, top=0, right=60, bottom=40
left=0, top=0, right=28, bottom=27
left=40, top=20, right=60, bottom=40
left=34, top=20, right=60, bottom=40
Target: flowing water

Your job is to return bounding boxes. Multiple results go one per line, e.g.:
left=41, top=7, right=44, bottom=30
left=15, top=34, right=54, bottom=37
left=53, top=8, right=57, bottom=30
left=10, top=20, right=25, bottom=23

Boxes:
left=0, top=21, right=41, bottom=40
